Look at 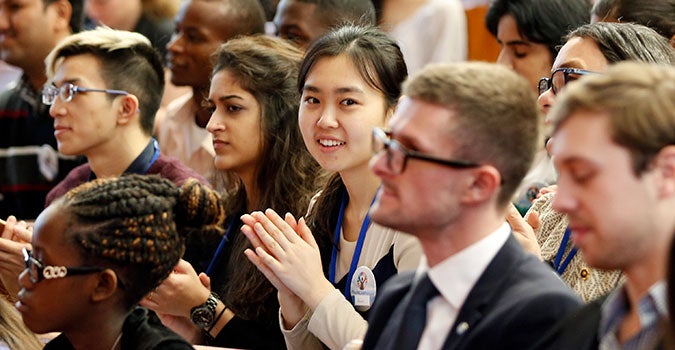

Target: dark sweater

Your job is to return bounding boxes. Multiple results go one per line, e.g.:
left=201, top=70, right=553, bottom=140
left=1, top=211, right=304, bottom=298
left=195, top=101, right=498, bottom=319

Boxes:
left=45, top=153, right=208, bottom=206
left=44, top=307, right=194, bottom=350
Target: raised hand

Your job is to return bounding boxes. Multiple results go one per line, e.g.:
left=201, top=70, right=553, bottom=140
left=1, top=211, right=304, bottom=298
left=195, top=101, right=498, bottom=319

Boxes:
left=506, top=204, right=542, bottom=260
left=0, top=216, right=33, bottom=299
left=241, top=209, right=334, bottom=326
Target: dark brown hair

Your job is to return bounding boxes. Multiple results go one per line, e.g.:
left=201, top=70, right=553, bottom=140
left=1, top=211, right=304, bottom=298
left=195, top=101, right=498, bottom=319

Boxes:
left=211, top=35, right=323, bottom=320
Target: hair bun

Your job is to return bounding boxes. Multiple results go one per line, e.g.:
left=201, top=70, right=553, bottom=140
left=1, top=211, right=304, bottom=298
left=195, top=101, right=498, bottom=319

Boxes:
left=176, top=178, right=226, bottom=231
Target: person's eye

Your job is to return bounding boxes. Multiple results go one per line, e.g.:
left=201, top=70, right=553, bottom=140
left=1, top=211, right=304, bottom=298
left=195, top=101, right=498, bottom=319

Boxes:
left=304, top=96, right=319, bottom=104
left=284, top=31, right=308, bottom=46
left=569, top=168, right=595, bottom=185
left=226, top=105, right=242, bottom=113
left=185, top=30, right=204, bottom=43
left=340, top=98, right=357, bottom=106
left=514, top=50, right=527, bottom=59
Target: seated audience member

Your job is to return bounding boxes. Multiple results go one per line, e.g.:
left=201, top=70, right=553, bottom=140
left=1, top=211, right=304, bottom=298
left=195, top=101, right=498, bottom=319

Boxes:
left=155, top=0, right=265, bottom=183
left=357, top=61, right=581, bottom=349
left=485, top=0, right=590, bottom=214
left=0, top=0, right=85, bottom=221
left=274, top=0, right=376, bottom=50
left=43, top=27, right=208, bottom=205
left=16, top=174, right=218, bottom=349
left=241, top=25, right=421, bottom=350
left=486, top=0, right=589, bottom=93
left=0, top=297, right=41, bottom=350
left=533, top=62, right=675, bottom=349
left=0, top=27, right=209, bottom=302
left=142, top=35, right=322, bottom=349
left=521, top=22, right=675, bottom=302
left=591, top=0, right=675, bottom=47
left=373, top=0, right=467, bottom=74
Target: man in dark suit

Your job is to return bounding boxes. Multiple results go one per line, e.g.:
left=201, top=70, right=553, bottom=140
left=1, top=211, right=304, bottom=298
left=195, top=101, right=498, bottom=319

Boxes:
left=362, top=62, right=582, bottom=349
left=533, top=63, right=675, bottom=349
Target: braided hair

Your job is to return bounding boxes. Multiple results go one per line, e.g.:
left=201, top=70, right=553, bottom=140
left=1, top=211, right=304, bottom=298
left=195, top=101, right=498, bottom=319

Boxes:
left=55, top=174, right=225, bottom=307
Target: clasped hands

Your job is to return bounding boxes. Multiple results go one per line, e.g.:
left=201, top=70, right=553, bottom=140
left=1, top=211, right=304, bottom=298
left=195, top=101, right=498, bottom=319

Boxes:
left=241, top=209, right=335, bottom=327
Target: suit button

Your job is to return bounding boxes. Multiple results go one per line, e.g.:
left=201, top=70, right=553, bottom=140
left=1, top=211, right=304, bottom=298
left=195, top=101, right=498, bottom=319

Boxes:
left=456, top=322, right=469, bottom=335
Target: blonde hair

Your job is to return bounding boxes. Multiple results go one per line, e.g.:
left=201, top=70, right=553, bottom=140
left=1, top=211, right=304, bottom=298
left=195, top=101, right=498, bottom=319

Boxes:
left=0, top=298, right=42, bottom=350
left=45, top=27, right=151, bottom=79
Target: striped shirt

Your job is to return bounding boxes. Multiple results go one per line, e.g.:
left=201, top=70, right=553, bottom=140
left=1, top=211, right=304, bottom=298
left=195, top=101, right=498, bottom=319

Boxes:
left=599, top=281, right=667, bottom=350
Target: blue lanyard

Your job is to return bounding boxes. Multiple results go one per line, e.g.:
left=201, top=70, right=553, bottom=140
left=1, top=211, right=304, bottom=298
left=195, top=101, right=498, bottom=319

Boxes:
left=553, top=227, right=577, bottom=275
left=205, top=217, right=237, bottom=275
left=329, top=191, right=376, bottom=300
left=142, top=139, right=161, bottom=175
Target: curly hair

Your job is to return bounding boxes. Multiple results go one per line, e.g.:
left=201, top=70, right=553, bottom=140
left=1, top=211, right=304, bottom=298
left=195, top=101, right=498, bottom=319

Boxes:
left=55, top=174, right=224, bottom=307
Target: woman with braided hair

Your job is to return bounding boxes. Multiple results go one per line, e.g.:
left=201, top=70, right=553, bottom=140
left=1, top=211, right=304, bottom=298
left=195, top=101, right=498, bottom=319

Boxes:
left=15, top=174, right=224, bottom=349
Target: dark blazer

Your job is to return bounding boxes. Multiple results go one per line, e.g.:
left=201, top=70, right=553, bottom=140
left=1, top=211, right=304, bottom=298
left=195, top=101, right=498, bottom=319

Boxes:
left=531, top=295, right=606, bottom=350
left=362, top=235, right=583, bottom=350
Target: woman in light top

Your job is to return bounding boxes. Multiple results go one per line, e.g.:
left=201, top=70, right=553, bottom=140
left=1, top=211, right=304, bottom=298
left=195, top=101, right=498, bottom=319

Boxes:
left=241, top=25, right=423, bottom=350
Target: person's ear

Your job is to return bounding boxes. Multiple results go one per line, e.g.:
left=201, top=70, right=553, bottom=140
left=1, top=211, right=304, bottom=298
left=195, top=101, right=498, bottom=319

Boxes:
left=384, top=103, right=396, bottom=123
left=90, top=269, right=120, bottom=303
left=116, top=94, right=140, bottom=126
left=654, top=145, right=675, bottom=198
left=669, top=35, right=675, bottom=49
left=50, top=0, right=73, bottom=33
left=461, top=165, right=502, bottom=204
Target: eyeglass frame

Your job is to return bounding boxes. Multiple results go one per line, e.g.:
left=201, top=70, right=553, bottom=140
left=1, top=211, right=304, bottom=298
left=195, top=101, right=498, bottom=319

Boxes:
left=537, top=68, right=598, bottom=96
left=372, top=127, right=481, bottom=175
left=42, top=82, right=130, bottom=106
left=22, top=247, right=105, bottom=284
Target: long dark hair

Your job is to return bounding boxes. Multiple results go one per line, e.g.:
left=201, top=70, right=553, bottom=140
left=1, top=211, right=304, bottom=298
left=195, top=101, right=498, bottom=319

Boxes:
left=211, top=35, right=324, bottom=320
left=299, top=25, right=407, bottom=251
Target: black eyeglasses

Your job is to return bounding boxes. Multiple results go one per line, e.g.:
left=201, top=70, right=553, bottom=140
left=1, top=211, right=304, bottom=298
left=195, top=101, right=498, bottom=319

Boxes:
left=538, top=68, right=598, bottom=96
left=372, top=127, right=480, bottom=175
left=42, top=82, right=130, bottom=105
left=22, top=247, right=105, bottom=284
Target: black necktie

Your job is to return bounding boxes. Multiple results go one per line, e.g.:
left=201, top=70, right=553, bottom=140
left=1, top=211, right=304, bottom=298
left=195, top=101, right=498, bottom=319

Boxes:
left=394, top=273, right=440, bottom=350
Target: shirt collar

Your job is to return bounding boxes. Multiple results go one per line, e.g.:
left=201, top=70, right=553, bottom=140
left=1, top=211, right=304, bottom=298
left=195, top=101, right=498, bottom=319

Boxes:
left=89, top=139, right=158, bottom=180
left=421, top=222, right=511, bottom=309
left=599, top=280, right=668, bottom=340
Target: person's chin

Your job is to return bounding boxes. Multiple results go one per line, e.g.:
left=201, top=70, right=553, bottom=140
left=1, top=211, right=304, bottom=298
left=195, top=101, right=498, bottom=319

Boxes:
left=369, top=200, right=397, bottom=227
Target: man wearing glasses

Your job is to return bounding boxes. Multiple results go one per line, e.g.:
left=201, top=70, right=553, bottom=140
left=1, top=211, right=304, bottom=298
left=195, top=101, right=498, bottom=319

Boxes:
left=360, top=62, right=581, bottom=350
left=0, top=27, right=207, bottom=300
left=41, top=27, right=207, bottom=202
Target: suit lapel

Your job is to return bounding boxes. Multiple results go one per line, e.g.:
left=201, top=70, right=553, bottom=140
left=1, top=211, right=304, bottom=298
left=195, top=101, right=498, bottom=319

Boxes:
left=442, top=235, right=522, bottom=349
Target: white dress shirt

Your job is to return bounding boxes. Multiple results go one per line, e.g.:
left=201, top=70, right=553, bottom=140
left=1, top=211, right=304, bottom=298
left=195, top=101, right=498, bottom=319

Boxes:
left=417, top=223, right=511, bottom=349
